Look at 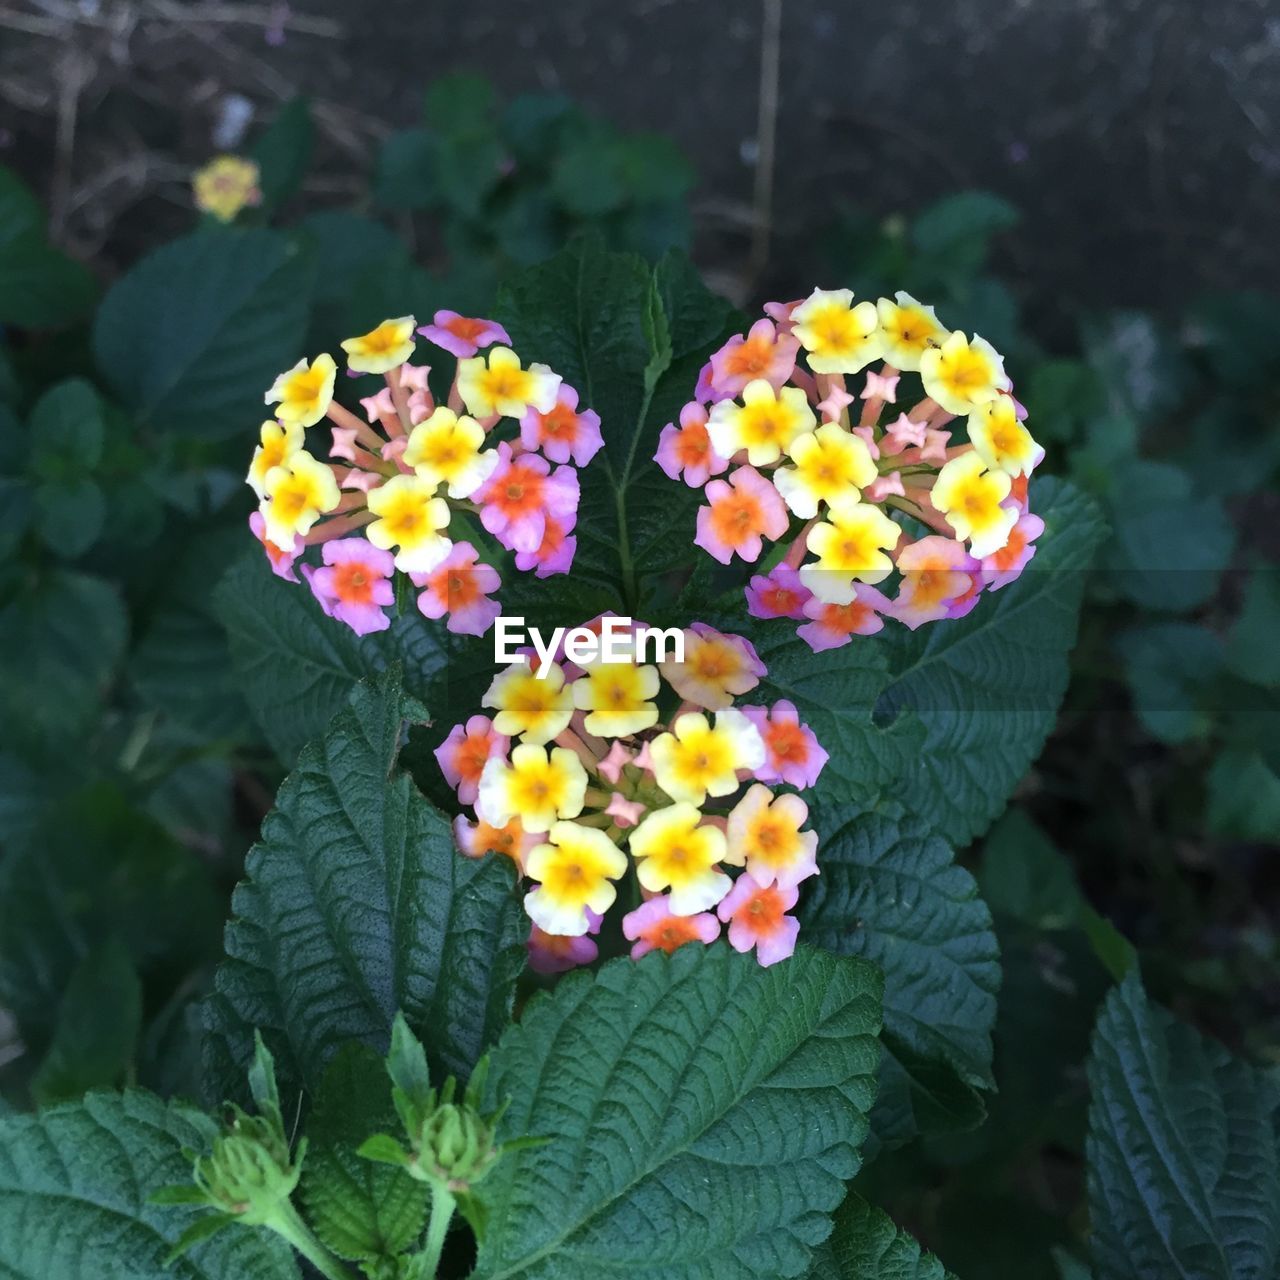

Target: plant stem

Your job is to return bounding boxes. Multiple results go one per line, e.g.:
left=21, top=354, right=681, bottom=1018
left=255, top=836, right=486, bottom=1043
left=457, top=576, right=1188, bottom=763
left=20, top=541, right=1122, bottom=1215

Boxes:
left=271, top=1202, right=358, bottom=1280
left=419, top=1183, right=458, bottom=1278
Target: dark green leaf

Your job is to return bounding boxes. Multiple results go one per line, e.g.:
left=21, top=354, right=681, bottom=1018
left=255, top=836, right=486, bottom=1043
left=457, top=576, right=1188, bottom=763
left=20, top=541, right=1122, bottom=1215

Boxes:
left=1226, top=569, right=1280, bottom=689
left=1206, top=750, right=1280, bottom=843
left=0, top=1090, right=298, bottom=1279
left=374, top=129, right=439, bottom=209
left=28, top=378, right=104, bottom=472
left=93, top=228, right=315, bottom=438
left=1115, top=622, right=1223, bottom=745
left=300, top=1044, right=429, bottom=1263
left=33, top=476, right=105, bottom=557
left=809, top=1193, right=953, bottom=1279
left=1086, top=971, right=1280, bottom=1280
left=251, top=97, right=313, bottom=216
left=473, top=945, right=882, bottom=1280
left=799, top=809, right=999, bottom=1145
left=203, top=667, right=528, bottom=1106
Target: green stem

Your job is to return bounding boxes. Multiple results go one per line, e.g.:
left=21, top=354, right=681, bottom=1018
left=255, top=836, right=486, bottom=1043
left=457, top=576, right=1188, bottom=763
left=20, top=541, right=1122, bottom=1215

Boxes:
left=420, top=1182, right=458, bottom=1278
left=271, top=1202, right=358, bottom=1280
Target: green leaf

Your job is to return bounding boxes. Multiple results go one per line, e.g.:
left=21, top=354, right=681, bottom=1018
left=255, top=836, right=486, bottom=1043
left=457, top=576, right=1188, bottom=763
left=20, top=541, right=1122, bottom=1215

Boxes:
left=0, top=166, right=97, bottom=329
left=878, top=478, right=1107, bottom=844
left=251, top=97, right=313, bottom=216
left=472, top=945, right=882, bottom=1280
left=93, top=227, right=315, bottom=438
left=203, top=667, right=528, bottom=1106
left=1226, top=569, right=1280, bottom=689
left=375, top=129, right=439, bottom=209
left=33, top=475, right=105, bottom=557
left=300, top=1043, right=429, bottom=1263
left=0, top=1089, right=299, bottom=1279
left=493, top=239, right=736, bottom=614
left=809, top=1193, right=953, bottom=1279
left=425, top=73, right=496, bottom=134
left=28, top=377, right=104, bottom=472
left=1086, top=971, right=1280, bottom=1280
left=32, top=940, right=142, bottom=1103
left=214, top=550, right=492, bottom=763
left=1206, top=750, right=1280, bottom=842
left=0, top=570, right=127, bottom=754
left=1115, top=622, right=1223, bottom=744
left=798, top=809, right=999, bottom=1145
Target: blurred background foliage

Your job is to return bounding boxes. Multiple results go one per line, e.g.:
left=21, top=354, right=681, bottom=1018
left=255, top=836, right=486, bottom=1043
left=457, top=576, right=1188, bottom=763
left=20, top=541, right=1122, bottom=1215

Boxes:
left=0, top=67, right=1276, bottom=1278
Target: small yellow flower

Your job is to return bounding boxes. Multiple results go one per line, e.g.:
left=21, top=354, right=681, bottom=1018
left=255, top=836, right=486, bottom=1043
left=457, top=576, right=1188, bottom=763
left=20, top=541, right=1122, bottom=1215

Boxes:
left=800, top=498, right=902, bottom=602
left=476, top=744, right=588, bottom=834
left=875, top=292, right=946, bottom=371
left=246, top=419, right=304, bottom=499
left=791, top=288, right=883, bottom=374
left=340, top=317, right=417, bottom=374
left=773, top=422, right=878, bottom=518
left=524, top=821, right=627, bottom=935
left=457, top=347, right=561, bottom=419
left=706, top=379, right=817, bottom=467
left=192, top=155, right=260, bottom=223
left=931, top=452, right=1017, bottom=558
left=571, top=659, right=660, bottom=738
left=726, top=784, right=818, bottom=889
left=265, top=354, right=338, bottom=428
left=628, top=804, right=731, bottom=915
left=365, top=474, right=452, bottom=573
left=967, top=397, right=1041, bottom=477
left=483, top=661, right=575, bottom=745
left=261, top=450, right=341, bottom=546
left=403, top=407, right=499, bottom=499
left=649, top=708, right=765, bottom=806
left=919, top=331, right=1009, bottom=417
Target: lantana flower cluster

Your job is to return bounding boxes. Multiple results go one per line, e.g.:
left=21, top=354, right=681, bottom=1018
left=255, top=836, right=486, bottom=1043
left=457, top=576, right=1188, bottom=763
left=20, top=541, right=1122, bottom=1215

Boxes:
left=656, top=289, right=1046, bottom=651
left=247, top=314, right=602, bottom=637
left=435, top=619, right=829, bottom=970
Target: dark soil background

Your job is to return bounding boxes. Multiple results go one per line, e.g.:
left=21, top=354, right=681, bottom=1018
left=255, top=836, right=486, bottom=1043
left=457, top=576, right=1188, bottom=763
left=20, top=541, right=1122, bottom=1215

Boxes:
left=4, top=0, right=1279, bottom=313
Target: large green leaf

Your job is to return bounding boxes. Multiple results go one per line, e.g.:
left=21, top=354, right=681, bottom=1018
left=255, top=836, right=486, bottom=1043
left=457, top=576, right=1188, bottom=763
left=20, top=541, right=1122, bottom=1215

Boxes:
left=203, top=667, right=527, bottom=1105
left=0, top=1089, right=298, bottom=1279
left=473, top=944, right=882, bottom=1280
left=215, top=551, right=494, bottom=763
left=1086, top=971, right=1280, bottom=1280
left=808, top=1193, right=953, bottom=1279
left=493, top=238, right=736, bottom=613
left=799, top=809, right=1000, bottom=1145
left=877, top=478, right=1107, bottom=844
left=93, top=228, right=315, bottom=438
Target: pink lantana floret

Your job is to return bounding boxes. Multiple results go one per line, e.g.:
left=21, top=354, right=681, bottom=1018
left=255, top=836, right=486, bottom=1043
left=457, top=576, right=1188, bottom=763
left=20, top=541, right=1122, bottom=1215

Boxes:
left=746, top=565, right=813, bottom=620
left=249, top=511, right=302, bottom=582
left=694, top=465, right=789, bottom=565
left=304, top=537, right=395, bottom=636
left=797, top=586, right=891, bottom=652
left=655, top=402, right=728, bottom=489
left=435, top=713, right=509, bottom=807
left=716, top=874, right=800, bottom=967
left=416, top=310, right=510, bottom=359
left=413, top=540, right=503, bottom=636
left=742, top=700, right=829, bottom=789
left=520, top=384, right=603, bottom=467
left=622, top=895, right=720, bottom=960
left=707, top=318, right=800, bottom=399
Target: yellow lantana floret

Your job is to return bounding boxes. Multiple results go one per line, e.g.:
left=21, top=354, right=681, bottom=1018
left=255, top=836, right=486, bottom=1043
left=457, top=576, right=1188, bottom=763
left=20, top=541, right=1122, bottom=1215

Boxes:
left=649, top=707, right=765, bottom=806
left=791, top=288, right=883, bottom=374
left=919, top=331, right=1010, bottom=417
left=261, top=450, right=340, bottom=546
left=726, top=784, right=818, bottom=889
left=706, top=379, right=816, bottom=467
left=192, top=155, right=260, bottom=222
left=365, top=474, right=452, bottom=573
left=457, top=347, right=561, bottom=419
left=483, top=661, right=575, bottom=745
left=524, top=821, right=627, bottom=935
left=628, top=804, right=731, bottom=915
left=265, top=354, right=338, bottom=428
left=800, top=498, right=902, bottom=602
left=341, top=317, right=417, bottom=374
left=875, top=292, right=946, bottom=371
left=571, top=659, right=660, bottom=738
left=967, top=397, right=1041, bottom=478
left=403, top=407, right=499, bottom=499
left=476, top=743, right=587, bottom=834
left=247, top=419, right=304, bottom=499
left=773, top=422, right=878, bottom=518
left=931, top=451, right=1017, bottom=558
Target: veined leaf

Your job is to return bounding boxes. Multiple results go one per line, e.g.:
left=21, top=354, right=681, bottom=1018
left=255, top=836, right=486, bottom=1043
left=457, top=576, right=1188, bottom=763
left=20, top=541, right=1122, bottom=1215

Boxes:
left=878, top=477, right=1107, bottom=845
left=203, top=667, right=527, bottom=1105
left=1086, top=971, right=1280, bottom=1280
left=0, top=1089, right=298, bottom=1279
left=798, top=809, right=1000, bottom=1145
left=808, top=1193, right=954, bottom=1279
left=493, top=238, right=736, bottom=615
left=472, top=944, right=882, bottom=1280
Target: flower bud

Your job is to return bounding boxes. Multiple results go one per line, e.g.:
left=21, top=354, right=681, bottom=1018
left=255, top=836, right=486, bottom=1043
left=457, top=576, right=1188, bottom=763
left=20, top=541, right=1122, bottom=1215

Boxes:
left=417, top=1101, right=502, bottom=1193
left=193, top=1110, right=305, bottom=1226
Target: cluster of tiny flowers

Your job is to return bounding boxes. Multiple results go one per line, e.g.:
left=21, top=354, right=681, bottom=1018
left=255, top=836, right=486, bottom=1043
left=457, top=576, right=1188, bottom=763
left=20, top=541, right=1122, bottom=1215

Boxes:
left=655, top=290, right=1046, bottom=651
left=435, top=618, right=829, bottom=970
left=193, top=155, right=262, bottom=223
left=247, top=314, right=601, bottom=637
